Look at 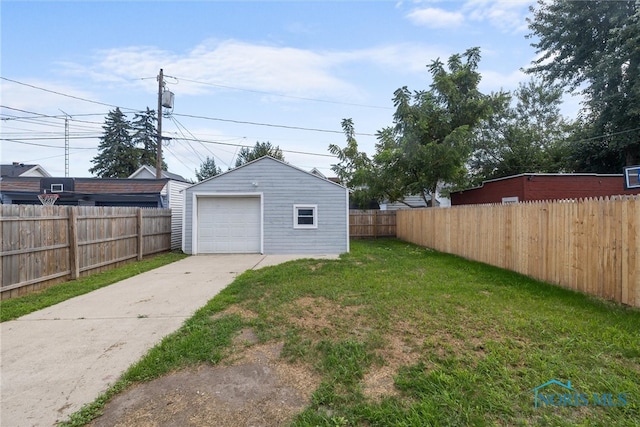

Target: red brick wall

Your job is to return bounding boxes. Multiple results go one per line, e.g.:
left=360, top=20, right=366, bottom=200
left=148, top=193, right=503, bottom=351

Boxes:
left=451, top=175, right=640, bottom=205
left=524, top=175, right=636, bottom=200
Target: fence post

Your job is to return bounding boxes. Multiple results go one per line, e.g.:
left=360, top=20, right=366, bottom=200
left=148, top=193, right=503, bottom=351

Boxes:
left=137, top=208, right=144, bottom=260
left=68, top=206, right=80, bottom=279
left=373, top=210, right=378, bottom=238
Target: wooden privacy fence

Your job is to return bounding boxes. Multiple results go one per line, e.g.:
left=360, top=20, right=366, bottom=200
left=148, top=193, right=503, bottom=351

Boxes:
left=397, top=197, right=640, bottom=308
left=1, top=205, right=172, bottom=298
left=350, top=210, right=396, bottom=238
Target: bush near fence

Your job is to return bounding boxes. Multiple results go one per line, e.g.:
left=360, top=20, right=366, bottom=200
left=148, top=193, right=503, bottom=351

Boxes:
left=397, top=196, right=640, bottom=308
left=1, top=205, right=172, bottom=299
left=350, top=210, right=396, bottom=238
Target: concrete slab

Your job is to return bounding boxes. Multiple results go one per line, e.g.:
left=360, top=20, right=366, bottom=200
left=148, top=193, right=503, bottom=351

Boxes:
left=0, top=254, right=337, bottom=427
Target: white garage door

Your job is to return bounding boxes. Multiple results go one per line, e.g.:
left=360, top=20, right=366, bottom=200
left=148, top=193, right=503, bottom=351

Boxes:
left=197, top=197, right=261, bottom=253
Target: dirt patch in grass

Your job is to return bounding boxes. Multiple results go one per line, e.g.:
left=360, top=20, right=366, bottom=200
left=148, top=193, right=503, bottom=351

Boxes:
left=87, top=296, right=536, bottom=425
left=90, top=339, right=321, bottom=427
left=210, top=305, right=258, bottom=321
left=287, top=296, right=369, bottom=341
left=363, top=319, right=424, bottom=400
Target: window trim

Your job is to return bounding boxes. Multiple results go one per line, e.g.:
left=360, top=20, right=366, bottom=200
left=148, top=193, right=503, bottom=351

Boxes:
left=50, top=183, right=64, bottom=193
left=293, top=204, right=318, bottom=229
left=502, top=196, right=519, bottom=204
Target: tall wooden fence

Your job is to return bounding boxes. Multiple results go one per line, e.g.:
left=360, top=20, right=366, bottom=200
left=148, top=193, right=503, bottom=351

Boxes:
left=397, top=197, right=639, bottom=308
left=1, top=205, right=172, bottom=299
left=350, top=210, right=396, bottom=238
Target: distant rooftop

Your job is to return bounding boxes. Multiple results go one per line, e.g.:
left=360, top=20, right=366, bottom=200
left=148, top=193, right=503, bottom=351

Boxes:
left=129, top=165, right=189, bottom=182
left=0, top=163, right=51, bottom=178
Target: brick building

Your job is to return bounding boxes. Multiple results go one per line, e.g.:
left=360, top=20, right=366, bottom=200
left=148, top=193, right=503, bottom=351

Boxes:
left=450, top=173, right=640, bottom=206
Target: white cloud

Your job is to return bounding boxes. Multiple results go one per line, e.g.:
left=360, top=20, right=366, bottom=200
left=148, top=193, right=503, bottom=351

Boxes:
left=405, top=0, right=532, bottom=33
left=59, top=40, right=358, bottom=100
left=344, top=43, right=450, bottom=75
left=406, top=7, right=465, bottom=28
left=463, top=0, right=532, bottom=33
left=55, top=39, right=453, bottom=105
left=478, top=68, right=528, bottom=93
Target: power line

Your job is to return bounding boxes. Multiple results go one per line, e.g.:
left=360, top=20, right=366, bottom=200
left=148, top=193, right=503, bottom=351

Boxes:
left=173, top=112, right=376, bottom=136
left=173, top=135, right=336, bottom=158
left=0, top=136, right=100, bottom=141
left=0, top=78, right=142, bottom=112
left=0, top=105, right=109, bottom=119
left=1, top=138, right=96, bottom=149
left=169, top=115, right=232, bottom=170
left=162, top=76, right=392, bottom=110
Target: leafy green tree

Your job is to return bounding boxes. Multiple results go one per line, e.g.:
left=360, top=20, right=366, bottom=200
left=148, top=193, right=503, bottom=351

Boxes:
left=467, top=80, right=572, bottom=185
left=235, top=141, right=285, bottom=167
left=527, top=0, right=640, bottom=170
left=131, top=107, right=166, bottom=170
left=90, top=108, right=139, bottom=178
left=374, top=48, right=504, bottom=206
left=195, top=156, right=222, bottom=181
left=329, top=119, right=375, bottom=208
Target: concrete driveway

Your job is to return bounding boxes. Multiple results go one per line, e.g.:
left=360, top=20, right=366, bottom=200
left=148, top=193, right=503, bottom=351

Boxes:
left=0, top=254, right=336, bottom=427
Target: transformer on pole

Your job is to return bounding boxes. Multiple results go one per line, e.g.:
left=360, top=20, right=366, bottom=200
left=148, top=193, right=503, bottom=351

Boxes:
left=156, top=69, right=175, bottom=178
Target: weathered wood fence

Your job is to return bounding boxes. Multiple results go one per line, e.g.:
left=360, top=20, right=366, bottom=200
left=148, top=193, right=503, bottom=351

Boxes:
left=1, top=205, right=172, bottom=298
left=350, top=210, right=396, bottom=238
left=397, top=197, right=640, bottom=308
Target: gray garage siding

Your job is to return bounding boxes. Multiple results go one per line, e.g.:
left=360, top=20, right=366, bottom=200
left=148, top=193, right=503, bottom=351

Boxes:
left=183, top=157, right=348, bottom=255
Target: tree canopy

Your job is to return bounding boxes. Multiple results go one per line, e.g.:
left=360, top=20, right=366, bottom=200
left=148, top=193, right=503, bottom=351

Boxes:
left=373, top=48, right=504, bottom=206
left=235, top=141, right=284, bottom=167
left=467, top=80, right=572, bottom=185
left=132, top=107, right=166, bottom=171
left=527, top=0, right=640, bottom=170
left=330, top=48, right=503, bottom=207
left=90, top=108, right=139, bottom=178
left=90, top=107, right=166, bottom=178
left=195, top=156, right=222, bottom=181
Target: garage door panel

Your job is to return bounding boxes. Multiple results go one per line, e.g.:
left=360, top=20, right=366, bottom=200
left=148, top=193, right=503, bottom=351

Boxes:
left=197, top=197, right=261, bottom=253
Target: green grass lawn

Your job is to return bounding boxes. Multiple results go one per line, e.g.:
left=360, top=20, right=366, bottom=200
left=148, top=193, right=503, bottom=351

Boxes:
left=64, top=239, right=639, bottom=426
left=0, top=251, right=187, bottom=322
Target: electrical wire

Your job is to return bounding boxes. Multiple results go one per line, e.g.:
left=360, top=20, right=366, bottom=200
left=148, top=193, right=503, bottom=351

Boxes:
left=172, top=112, right=376, bottom=136
left=0, top=78, right=142, bottom=112
left=168, top=115, right=232, bottom=170
left=155, top=75, right=393, bottom=110
left=1, top=138, right=95, bottom=149
left=169, top=135, right=336, bottom=158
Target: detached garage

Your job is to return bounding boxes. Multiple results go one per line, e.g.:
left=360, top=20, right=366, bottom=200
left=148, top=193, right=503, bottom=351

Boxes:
left=183, top=156, right=349, bottom=255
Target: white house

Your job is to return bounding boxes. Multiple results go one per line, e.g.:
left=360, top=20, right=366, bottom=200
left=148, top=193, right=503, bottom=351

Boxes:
left=183, top=156, right=349, bottom=255
left=0, top=163, right=51, bottom=178
left=129, top=165, right=190, bottom=250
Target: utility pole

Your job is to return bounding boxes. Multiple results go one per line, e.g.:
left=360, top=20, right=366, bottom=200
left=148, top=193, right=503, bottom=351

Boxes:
left=156, top=69, right=164, bottom=179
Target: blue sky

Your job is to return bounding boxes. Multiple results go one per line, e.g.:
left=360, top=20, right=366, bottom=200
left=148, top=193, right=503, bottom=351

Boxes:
left=1, top=0, right=578, bottom=181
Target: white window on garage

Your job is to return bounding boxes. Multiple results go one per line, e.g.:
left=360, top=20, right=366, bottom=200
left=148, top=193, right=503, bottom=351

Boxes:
left=293, top=204, right=317, bottom=229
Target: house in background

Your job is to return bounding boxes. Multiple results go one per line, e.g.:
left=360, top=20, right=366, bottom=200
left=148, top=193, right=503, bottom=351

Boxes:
left=129, top=166, right=190, bottom=250
left=0, top=177, right=169, bottom=207
left=450, top=173, right=640, bottom=206
left=128, top=165, right=190, bottom=182
left=1, top=162, right=51, bottom=178
left=0, top=165, right=190, bottom=250
left=183, top=156, right=349, bottom=255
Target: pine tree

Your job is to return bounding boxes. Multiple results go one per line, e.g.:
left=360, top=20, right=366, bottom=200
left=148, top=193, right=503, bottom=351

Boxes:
left=235, top=142, right=284, bottom=167
left=195, top=156, right=222, bottom=181
left=90, top=108, right=139, bottom=178
left=131, top=107, right=167, bottom=170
